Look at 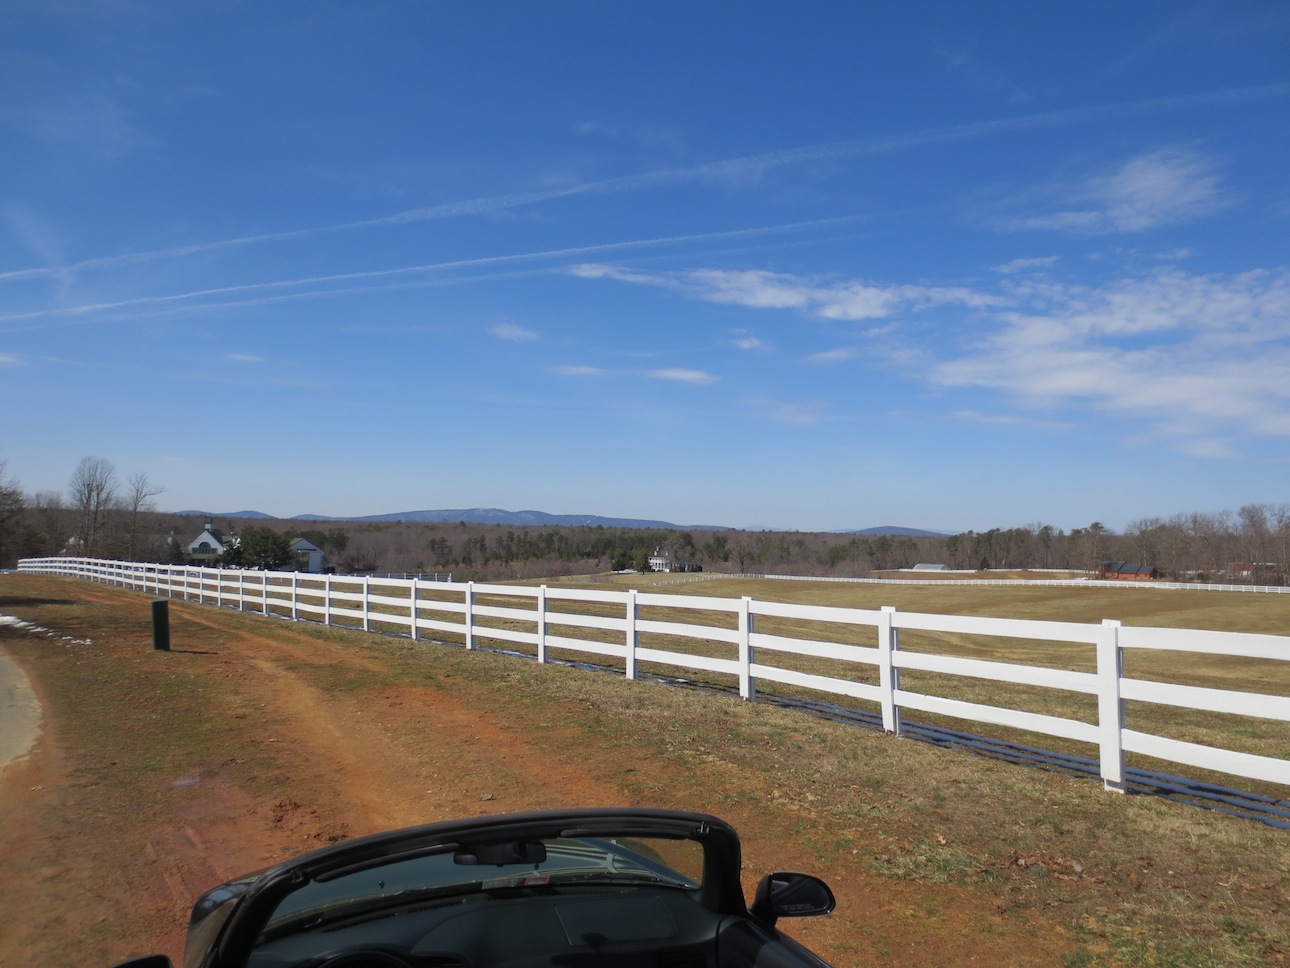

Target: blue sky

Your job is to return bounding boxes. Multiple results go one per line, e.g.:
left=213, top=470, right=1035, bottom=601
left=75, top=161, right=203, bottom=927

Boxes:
left=2, top=2, right=1288, bottom=532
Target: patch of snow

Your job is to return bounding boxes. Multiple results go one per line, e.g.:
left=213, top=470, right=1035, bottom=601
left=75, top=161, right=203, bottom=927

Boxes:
left=0, top=614, right=92, bottom=646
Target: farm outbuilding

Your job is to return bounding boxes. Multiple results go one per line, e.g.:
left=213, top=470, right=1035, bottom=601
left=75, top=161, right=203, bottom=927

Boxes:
left=289, top=538, right=325, bottom=573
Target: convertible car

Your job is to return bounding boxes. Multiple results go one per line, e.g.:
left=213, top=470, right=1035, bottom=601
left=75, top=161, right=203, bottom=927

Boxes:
left=114, top=808, right=838, bottom=968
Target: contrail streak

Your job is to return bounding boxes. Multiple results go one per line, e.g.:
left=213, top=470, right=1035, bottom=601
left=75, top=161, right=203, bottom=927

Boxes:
left=0, top=217, right=861, bottom=323
left=1, top=82, right=1283, bottom=285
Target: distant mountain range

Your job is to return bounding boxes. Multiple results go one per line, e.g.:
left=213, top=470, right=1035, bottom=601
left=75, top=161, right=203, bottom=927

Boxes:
left=177, top=509, right=275, bottom=520
left=837, top=526, right=953, bottom=537
left=176, top=507, right=727, bottom=530
left=175, top=508, right=950, bottom=535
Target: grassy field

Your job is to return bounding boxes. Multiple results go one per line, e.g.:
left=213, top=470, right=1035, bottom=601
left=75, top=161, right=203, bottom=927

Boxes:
left=416, top=572, right=1290, bottom=795
left=2, top=572, right=1288, bottom=966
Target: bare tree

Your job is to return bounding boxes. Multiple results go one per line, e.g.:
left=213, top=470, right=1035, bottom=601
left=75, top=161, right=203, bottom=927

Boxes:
left=1125, top=516, right=1163, bottom=566
left=1272, top=504, right=1290, bottom=585
left=69, top=456, right=118, bottom=557
left=1238, top=504, right=1272, bottom=576
left=1033, top=523, right=1056, bottom=568
left=0, top=460, right=24, bottom=568
left=1202, top=510, right=1235, bottom=575
left=728, top=532, right=761, bottom=574
left=27, top=490, right=71, bottom=557
left=1154, top=515, right=1190, bottom=579
left=124, top=471, right=166, bottom=560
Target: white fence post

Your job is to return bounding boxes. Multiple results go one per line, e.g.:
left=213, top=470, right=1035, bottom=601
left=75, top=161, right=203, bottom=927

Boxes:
left=291, top=573, right=299, bottom=621
left=362, top=576, right=371, bottom=632
left=1097, top=619, right=1127, bottom=793
left=738, top=596, right=756, bottom=701
left=537, top=585, right=548, bottom=664
left=625, top=589, right=639, bottom=680
left=464, top=582, right=475, bottom=651
left=324, top=575, right=332, bottom=626
left=878, top=605, right=903, bottom=736
left=409, top=577, right=419, bottom=641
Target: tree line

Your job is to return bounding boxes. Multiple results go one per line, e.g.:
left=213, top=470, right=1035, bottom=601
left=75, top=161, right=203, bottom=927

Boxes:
left=1, top=455, right=1286, bottom=583
left=3, top=456, right=170, bottom=567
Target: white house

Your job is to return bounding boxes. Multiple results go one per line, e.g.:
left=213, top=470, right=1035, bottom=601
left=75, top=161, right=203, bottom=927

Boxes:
left=647, top=547, right=701, bottom=573
left=289, top=537, right=325, bottom=573
left=648, top=548, right=673, bottom=572
left=187, top=520, right=234, bottom=563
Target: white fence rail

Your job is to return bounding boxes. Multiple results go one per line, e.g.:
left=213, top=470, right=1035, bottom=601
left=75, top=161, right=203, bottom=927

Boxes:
left=697, top=572, right=1290, bottom=593
left=16, top=556, right=1290, bottom=795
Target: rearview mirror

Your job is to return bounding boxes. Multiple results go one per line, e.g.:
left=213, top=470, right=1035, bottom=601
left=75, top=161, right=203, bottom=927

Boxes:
left=750, top=871, right=836, bottom=927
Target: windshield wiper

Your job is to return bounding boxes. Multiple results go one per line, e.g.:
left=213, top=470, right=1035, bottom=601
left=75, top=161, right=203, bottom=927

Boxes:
left=542, top=871, right=694, bottom=890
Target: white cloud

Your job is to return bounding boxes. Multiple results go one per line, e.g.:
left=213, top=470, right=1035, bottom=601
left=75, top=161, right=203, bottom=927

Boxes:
left=947, top=409, right=1075, bottom=431
left=995, top=256, right=1060, bottom=274
left=572, top=255, right=1290, bottom=455
left=731, top=329, right=771, bottom=351
left=552, top=365, right=607, bottom=377
left=224, top=353, right=265, bottom=363
left=0, top=353, right=21, bottom=366
left=933, top=267, right=1290, bottom=452
left=684, top=270, right=818, bottom=310
left=1000, top=147, right=1230, bottom=234
left=491, top=322, right=539, bottom=341
left=645, top=368, right=719, bottom=385
left=574, top=265, right=999, bottom=321
left=804, top=347, right=861, bottom=364
left=1176, top=437, right=1242, bottom=460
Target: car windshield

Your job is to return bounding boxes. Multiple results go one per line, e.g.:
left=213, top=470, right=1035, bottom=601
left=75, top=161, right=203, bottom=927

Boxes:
left=260, top=834, right=704, bottom=939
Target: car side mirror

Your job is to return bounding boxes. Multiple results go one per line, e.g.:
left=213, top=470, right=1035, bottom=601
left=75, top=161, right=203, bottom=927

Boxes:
left=750, top=871, right=836, bottom=928
left=111, top=957, right=173, bottom=968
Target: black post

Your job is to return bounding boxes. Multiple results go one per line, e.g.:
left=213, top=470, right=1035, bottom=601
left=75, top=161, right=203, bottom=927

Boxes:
left=151, top=599, right=171, bottom=652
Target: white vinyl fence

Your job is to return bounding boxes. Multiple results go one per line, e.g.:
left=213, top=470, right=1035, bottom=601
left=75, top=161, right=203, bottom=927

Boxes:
left=665, top=572, right=1290, bottom=594
left=17, top=556, right=1290, bottom=796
